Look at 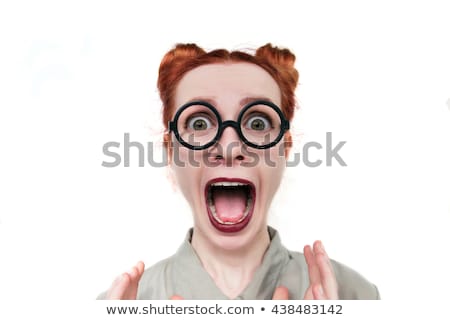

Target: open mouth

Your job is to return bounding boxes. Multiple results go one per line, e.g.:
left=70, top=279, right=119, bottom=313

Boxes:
left=205, top=178, right=255, bottom=233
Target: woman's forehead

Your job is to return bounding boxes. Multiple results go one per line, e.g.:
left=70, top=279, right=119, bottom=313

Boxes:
left=174, top=62, right=282, bottom=109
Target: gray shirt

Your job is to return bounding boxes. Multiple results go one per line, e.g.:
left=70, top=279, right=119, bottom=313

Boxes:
left=98, top=227, right=379, bottom=299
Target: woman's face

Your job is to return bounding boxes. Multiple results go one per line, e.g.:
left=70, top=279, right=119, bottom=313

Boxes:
left=169, top=62, right=290, bottom=250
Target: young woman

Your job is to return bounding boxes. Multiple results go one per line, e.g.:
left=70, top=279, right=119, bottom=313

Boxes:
left=98, top=43, right=379, bottom=300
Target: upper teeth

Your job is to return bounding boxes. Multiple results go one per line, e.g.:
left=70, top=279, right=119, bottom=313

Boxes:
left=211, top=182, right=248, bottom=187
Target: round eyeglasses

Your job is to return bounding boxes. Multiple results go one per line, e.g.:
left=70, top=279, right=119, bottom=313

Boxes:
left=168, top=100, right=290, bottom=150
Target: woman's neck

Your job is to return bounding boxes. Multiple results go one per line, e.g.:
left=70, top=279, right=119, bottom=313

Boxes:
left=191, top=227, right=270, bottom=299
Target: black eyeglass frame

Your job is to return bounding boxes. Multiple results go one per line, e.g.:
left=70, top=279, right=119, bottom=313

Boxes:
left=168, top=100, right=290, bottom=150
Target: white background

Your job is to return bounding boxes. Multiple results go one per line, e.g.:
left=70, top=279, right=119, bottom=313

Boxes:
left=0, top=0, right=449, bottom=318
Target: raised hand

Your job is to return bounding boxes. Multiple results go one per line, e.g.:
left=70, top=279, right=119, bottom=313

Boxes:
left=106, top=261, right=145, bottom=300
left=272, top=240, right=339, bottom=300
left=303, top=240, right=338, bottom=299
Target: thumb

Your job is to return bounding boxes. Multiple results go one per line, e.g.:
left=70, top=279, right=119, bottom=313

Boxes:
left=272, top=286, right=289, bottom=300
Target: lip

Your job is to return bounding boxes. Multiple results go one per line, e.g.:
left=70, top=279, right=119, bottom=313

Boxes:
left=204, top=177, right=256, bottom=233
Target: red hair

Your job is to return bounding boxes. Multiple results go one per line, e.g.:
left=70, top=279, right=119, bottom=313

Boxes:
left=157, top=43, right=299, bottom=148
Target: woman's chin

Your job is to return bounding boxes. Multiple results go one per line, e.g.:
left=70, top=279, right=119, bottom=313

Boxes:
left=196, top=217, right=266, bottom=252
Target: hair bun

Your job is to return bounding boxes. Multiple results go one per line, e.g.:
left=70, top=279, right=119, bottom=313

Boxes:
left=159, top=43, right=205, bottom=67
left=158, top=44, right=206, bottom=99
left=256, top=43, right=296, bottom=67
left=256, top=43, right=299, bottom=86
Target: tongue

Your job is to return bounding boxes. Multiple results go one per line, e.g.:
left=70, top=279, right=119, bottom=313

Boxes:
left=212, top=188, right=247, bottom=223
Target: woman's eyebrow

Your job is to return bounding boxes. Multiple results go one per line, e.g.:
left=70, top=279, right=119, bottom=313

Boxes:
left=186, top=97, right=216, bottom=105
left=239, top=96, right=274, bottom=106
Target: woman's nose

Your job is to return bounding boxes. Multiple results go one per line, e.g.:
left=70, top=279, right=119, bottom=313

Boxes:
left=212, top=126, right=245, bottom=165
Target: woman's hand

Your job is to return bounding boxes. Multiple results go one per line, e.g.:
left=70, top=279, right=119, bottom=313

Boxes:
left=105, top=261, right=183, bottom=300
left=272, top=240, right=339, bottom=300
left=105, top=261, right=145, bottom=300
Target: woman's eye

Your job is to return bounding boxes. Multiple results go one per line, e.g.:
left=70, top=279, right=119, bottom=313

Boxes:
left=187, top=116, right=212, bottom=130
left=246, top=115, right=271, bottom=131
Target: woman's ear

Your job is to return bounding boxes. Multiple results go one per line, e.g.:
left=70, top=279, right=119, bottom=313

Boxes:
left=284, top=131, right=293, bottom=159
left=163, top=133, right=178, bottom=192
left=163, top=132, right=172, bottom=165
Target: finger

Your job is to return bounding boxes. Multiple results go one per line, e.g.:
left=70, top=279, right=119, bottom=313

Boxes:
left=314, top=241, right=338, bottom=299
left=304, top=244, right=320, bottom=286
left=136, top=261, right=145, bottom=276
left=126, top=266, right=142, bottom=298
left=170, top=295, right=184, bottom=300
left=303, top=286, right=314, bottom=300
left=107, top=273, right=131, bottom=299
left=127, top=266, right=140, bottom=289
left=313, top=241, right=334, bottom=271
left=272, top=286, right=289, bottom=300
left=128, top=266, right=139, bottom=280
left=312, top=283, right=326, bottom=300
